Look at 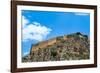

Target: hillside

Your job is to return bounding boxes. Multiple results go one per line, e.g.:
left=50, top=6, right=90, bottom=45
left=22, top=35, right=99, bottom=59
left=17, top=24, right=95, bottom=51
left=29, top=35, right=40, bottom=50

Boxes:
left=22, top=32, right=90, bottom=62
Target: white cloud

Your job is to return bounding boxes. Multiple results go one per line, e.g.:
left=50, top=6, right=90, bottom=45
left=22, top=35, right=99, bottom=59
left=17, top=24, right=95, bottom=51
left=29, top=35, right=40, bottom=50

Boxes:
left=75, top=12, right=89, bottom=16
left=22, top=16, right=52, bottom=42
left=22, top=16, right=29, bottom=28
left=23, top=51, right=29, bottom=56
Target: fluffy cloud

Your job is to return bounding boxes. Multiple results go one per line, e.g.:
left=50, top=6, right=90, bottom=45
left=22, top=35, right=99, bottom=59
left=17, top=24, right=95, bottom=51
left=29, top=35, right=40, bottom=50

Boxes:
left=23, top=51, right=29, bottom=56
left=22, top=16, right=29, bottom=28
left=75, top=12, right=89, bottom=16
left=22, top=16, right=52, bottom=42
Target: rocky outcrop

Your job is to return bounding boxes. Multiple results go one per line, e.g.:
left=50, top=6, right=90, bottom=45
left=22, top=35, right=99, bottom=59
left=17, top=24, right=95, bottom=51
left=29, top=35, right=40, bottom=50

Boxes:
left=22, top=32, right=90, bottom=62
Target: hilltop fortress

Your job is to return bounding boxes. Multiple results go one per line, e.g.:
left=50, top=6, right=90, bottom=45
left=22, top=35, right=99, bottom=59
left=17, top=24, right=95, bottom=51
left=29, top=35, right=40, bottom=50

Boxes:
left=30, top=32, right=86, bottom=55
left=30, top=35, right=67, bottom=52
left=22, top=32, right=89, bottom=62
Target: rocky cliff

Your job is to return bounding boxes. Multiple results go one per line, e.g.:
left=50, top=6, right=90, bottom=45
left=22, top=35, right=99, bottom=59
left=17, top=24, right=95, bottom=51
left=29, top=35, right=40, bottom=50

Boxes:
left=22, top=32, right=90, bottom=62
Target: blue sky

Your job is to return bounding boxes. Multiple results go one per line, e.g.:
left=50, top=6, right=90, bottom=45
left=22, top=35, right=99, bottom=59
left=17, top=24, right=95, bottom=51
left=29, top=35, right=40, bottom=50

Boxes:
left=21, top=10, right=90, bottom=57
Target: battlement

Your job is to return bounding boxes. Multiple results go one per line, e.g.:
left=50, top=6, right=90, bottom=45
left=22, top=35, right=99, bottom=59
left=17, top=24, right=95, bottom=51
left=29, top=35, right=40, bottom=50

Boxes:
left=31, top=38, right=57, bottom=52
left=30, top=35, right=68, bottom=52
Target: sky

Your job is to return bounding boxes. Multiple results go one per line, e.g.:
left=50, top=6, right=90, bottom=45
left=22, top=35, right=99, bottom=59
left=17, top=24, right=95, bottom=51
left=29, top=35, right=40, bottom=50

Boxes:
left=21, top=10, right=90, bottom=57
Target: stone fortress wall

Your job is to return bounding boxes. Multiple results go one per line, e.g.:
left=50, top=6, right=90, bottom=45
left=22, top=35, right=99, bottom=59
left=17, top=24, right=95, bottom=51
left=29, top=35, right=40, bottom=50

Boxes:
left=31, top=35, right=67, bottom=52
left=31, top=38, right=57, bottom=52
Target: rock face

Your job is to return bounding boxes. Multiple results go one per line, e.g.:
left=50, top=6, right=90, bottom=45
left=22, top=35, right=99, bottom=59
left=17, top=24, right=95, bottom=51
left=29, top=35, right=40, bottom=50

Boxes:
left=22, top=32, right=90, bottom=62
